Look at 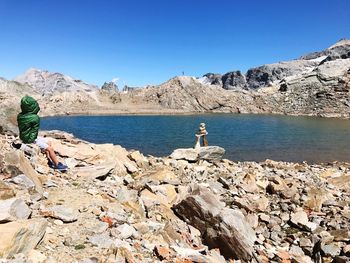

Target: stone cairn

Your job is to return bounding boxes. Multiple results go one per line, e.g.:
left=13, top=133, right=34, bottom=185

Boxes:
left=195, top=123, right=208, bottom=149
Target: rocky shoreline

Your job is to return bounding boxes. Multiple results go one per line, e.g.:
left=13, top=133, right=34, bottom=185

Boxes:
left=0, top=130, right=349, bottom=262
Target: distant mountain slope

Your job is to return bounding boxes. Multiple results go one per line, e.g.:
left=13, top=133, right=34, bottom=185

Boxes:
left=300, top=38, right=350, bottom=61
left=0, top=78, right=39, bottom=133
left=203, top=39, right=350, bottom=90
left=14, top=68, right=99, bottom=96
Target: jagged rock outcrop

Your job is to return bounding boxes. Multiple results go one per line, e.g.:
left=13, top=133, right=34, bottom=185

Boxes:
left=100, top=82, right=121, bottom=103
left=202, top=73, right=223, bottom=85
left=300, top=39, right=350, bottom=61
left=222, top=71, right=247, bottom=90
left=128, top=76, right=270, bottom=113
left=201, top=39, right=350, bottom=91
left=101, top=82, right=118, bottom=94
left=279, top=58, right=350, bottom=117
left=246, top=59, right=320, bottom=89
left=122, top=85, right=140, bottom=92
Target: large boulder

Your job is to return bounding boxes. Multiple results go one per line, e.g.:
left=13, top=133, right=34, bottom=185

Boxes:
left=173, top=186, right=256, bottom=261
left=0, top=219, right=47, bottom=258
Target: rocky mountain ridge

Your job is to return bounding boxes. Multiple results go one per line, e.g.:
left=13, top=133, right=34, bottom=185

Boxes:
left=1, top=39, right=350, bottom=135
left=14, top=68, right=99, bottom=96
left=203, top=39, right=350, bottom=90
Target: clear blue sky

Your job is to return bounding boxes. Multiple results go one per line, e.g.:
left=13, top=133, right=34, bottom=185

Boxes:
left=0, top=0, right=349, bottom=87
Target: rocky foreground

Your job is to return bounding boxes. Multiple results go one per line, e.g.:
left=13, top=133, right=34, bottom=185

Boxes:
left=0, top=131, right=349, bottom=263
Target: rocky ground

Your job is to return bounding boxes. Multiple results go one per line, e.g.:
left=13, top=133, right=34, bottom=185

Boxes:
left=0, top=131, right=349, bottom=263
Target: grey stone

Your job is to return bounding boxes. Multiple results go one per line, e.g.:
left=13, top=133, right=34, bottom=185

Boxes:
left=115, top=223, right=138, bottom=239
left=198, top=146, right=225, bottom=161
left=79, top=258, right=99, bottom=263
left=41, top=205, right=77, bottom=223
left=170, top=148, right=198, bottom=161
left=321, top=243, right=341, bottom=257
left=9, top=174, right=35, bottom=190
left=93, top=221, right=109, bottom=234
left=0, top=198, right=31, bottom=222
left=289, top=245, right=305, bottom=256
left=88, top=233, right=114, bottom=249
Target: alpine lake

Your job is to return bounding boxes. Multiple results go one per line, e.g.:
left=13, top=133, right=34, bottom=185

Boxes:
left=41, top=114, right=350, bottom=163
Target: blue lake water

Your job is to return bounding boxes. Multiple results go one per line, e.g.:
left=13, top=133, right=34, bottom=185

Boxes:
left=41, top=114, right=350, bottom=163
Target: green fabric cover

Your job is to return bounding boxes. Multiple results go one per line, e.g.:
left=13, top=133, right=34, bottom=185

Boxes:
left=17, top=95, right=40, bottom=143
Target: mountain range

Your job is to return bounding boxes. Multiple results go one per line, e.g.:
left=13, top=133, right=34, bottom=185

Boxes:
left=1, top=39, right=350, bottom=133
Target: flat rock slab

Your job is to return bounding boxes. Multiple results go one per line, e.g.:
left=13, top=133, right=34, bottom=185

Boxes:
left=0, top=198, right=31, bottom=223
left=88, top=233, right=114, bottom=249
left=41, top=205, right=78, bottom=223
left=8, top=174, right=36, bottom=190
left=73, top=163, right=115, bottom=180
left=170, top=146, right=225, bottom=161
left=173, top=186, right=256, bottom=261
left=0, top=219, right=47, bottom=258
left=170, top=148, right=198, bottom=161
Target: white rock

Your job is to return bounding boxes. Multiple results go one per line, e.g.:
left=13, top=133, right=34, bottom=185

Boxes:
left=116, top=223, right=138, bottom=239
left=0, top=198, right=31, bottom=222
